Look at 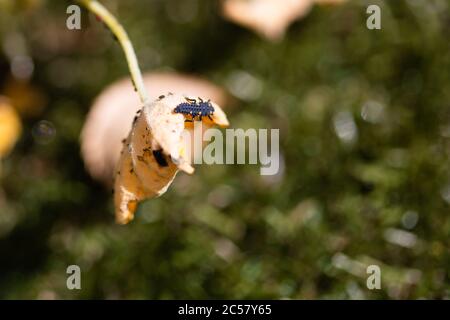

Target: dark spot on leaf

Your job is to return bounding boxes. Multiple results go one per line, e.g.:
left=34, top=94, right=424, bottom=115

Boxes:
left=153, top=149, right=169, bottom=167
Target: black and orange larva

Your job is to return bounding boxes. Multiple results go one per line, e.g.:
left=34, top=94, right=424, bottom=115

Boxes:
left=174, top=97, right=215, bottom=122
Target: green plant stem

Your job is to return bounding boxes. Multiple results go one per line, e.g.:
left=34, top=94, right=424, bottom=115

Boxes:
left=77, top=0, right=149, bottom=104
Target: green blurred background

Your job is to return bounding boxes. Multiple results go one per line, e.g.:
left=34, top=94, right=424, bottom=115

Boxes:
left=0, top=0, right=449, bottom=299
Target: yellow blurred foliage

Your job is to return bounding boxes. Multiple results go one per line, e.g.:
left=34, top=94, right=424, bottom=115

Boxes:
left=0, top=0, right=43, bottom=12
left=3, top=79, right=47, bottom=117
left=0, top=97, right=22, bottom=158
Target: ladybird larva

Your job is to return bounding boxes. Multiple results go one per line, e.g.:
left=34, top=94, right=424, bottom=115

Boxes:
left=174, top=97, right=215, bottom=121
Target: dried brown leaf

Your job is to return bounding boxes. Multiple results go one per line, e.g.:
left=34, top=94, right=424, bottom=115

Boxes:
left=114, top=93, right=229, bottom=224
left=81, top=72, right=228, bottom=185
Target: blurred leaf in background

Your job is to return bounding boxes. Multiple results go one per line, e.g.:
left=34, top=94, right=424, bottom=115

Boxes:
left=0, top=97, right=21, bottom=159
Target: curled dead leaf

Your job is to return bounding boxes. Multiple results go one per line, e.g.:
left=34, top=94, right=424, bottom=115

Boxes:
left=114, top=93, right=229, bottom=224
left=81, top=72, right=229, bottom=185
